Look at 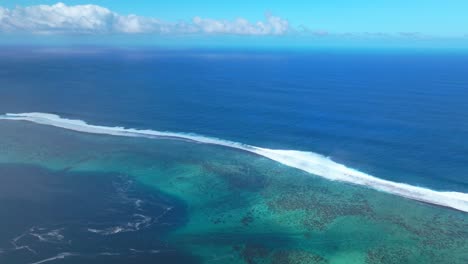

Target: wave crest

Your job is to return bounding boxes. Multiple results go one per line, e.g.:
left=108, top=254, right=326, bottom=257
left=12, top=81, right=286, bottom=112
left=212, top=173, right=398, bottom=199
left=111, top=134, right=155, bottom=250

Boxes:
left=1, top=112, right=467, bottom=212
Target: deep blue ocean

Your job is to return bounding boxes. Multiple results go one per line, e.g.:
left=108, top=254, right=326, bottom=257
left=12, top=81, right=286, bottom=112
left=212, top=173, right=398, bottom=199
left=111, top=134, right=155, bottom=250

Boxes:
left=0, top=48, right=467, bottom=193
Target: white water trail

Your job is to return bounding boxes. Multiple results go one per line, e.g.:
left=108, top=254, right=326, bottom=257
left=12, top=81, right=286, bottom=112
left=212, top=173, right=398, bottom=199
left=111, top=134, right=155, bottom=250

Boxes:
left=28, top=253, right=75, bottom=264
left=1, top=112, right=467, bottom=212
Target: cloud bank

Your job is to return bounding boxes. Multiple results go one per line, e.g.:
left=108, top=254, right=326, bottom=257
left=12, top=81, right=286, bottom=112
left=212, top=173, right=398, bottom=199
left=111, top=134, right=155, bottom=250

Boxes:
left=0, top=2, right=290, bottom=35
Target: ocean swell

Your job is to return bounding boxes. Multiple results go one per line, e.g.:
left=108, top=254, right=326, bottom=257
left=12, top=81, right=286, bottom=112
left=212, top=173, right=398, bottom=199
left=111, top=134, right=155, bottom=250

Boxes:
left=1, top=112, right=467, bottom=213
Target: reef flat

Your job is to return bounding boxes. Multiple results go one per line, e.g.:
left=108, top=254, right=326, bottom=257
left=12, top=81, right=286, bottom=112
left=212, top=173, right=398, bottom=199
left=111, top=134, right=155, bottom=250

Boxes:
left=0, top=121, right=467, bottom=264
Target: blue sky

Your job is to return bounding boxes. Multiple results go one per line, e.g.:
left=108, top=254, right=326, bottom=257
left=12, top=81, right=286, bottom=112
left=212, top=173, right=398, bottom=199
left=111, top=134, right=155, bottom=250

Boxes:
left=1, top=1, right=468, bottom=48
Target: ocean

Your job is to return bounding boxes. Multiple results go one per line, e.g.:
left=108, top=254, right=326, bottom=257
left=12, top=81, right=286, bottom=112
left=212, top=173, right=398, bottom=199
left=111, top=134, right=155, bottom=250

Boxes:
left=0, top=48, right=467, bottom=263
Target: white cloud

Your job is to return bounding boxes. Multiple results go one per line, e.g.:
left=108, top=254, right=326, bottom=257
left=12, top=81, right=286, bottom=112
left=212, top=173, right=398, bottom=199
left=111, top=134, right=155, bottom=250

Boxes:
left=0, top=2, right=290, bottom=35
left=192, top=15, right=289, bottom=35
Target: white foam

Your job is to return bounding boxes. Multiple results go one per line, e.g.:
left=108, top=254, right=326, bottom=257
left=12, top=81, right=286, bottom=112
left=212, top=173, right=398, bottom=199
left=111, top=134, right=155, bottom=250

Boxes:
left=29, top=227, right=65, bottom=243
left=1, top=112, right=468, bottom=212
left=29, top=253, right=75, bottom=264
left=87, top=214, right=154, bottom=235
left=98, top=252, right=121, bottom=256
left=88, top=226, right=127, bottom=235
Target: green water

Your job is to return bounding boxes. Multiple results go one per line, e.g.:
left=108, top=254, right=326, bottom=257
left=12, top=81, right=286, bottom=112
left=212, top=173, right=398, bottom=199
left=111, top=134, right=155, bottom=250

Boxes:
left=0, top=121, right=467, bottom=264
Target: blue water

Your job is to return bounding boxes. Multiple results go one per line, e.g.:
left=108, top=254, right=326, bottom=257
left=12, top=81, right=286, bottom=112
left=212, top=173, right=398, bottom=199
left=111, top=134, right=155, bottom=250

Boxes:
left=0, top=48, right=467, bottom=192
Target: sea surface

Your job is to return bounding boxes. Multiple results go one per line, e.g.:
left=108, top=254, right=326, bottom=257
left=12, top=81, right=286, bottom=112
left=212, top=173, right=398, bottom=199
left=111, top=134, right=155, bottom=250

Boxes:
left=0, top=48, right=467, bottom=263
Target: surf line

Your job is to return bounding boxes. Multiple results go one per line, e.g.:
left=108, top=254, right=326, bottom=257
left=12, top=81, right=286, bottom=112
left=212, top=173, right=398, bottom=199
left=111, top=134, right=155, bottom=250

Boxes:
left=1, top=112, right=467, bottom=213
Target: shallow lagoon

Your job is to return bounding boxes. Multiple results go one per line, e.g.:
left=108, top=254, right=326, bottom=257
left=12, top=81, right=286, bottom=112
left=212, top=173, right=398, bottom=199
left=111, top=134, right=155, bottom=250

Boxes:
left=0, top=121, right=467, bottom=264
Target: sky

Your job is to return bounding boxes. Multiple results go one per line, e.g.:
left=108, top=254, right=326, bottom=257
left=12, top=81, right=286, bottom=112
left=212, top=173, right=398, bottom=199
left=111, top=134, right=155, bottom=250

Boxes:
left=1, top=1, right=468, bottom=48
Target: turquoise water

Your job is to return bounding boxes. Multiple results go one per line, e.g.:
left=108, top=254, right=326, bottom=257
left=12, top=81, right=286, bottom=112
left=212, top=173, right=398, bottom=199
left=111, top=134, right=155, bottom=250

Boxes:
left=0, top=121, right=467, bottom=264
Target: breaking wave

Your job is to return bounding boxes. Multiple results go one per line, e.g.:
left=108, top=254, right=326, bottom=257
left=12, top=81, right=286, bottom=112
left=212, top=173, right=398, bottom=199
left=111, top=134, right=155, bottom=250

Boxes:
left=1, top=112, right=467, bottom=212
